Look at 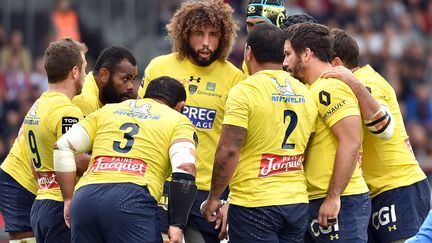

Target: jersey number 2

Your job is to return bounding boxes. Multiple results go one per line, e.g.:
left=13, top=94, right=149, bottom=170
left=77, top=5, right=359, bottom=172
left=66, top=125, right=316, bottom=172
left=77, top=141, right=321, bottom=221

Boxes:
left=282, top=110, right=298, bottom=149
left=113, top=123, right=139, bottom=153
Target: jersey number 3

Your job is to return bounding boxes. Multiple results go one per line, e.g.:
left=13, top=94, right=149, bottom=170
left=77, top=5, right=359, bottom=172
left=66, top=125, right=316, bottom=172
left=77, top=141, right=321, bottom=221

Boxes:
left=113, top=123, right=139, bottom=153
left=282, top=110, right=298, bottom=149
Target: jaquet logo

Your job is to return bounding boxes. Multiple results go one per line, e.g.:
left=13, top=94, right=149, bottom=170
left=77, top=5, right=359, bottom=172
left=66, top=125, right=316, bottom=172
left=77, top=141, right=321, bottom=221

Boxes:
left=258, top=154, right=303, bottom=177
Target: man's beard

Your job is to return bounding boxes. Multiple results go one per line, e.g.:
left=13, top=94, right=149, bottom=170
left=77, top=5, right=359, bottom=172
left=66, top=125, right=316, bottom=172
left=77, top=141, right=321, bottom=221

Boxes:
left=75, top=73, right=84, bottom=95
left=189, top=46, right=218, bottom=66
left=102, top=78, right=132, bottom=104
left=289, top=59, right=307, bottom=84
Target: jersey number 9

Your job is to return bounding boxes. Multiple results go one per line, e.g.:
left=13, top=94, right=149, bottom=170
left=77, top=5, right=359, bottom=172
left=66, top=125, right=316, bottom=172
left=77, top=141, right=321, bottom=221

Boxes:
left=28, top=130, right=42, bottom=168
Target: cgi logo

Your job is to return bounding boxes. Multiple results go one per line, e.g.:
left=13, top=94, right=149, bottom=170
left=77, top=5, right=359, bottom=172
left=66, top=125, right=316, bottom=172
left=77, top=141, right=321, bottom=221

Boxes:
left=310, top=218, right=339, bottom=239
left=371, top=204, right=397, bottom=231
left=183, top=105, right=216, bottom=129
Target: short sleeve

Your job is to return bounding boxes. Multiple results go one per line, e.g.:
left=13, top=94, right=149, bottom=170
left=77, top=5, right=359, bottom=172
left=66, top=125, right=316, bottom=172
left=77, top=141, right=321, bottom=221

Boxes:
left=77, top=109, right=99, bottom=145
left=171, top=115, right=197, bottom=145
left=363, top=80, right=389, bottom=107
left=314, top=79, right=360, bottom=128
left=222, top=85, right=250, bottom=129
left=55, top=105, right=83, bottom=139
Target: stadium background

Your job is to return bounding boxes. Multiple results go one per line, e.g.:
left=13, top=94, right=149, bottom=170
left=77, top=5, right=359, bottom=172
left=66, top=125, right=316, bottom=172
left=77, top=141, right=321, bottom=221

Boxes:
left=0, top=0, right=431, bottom=240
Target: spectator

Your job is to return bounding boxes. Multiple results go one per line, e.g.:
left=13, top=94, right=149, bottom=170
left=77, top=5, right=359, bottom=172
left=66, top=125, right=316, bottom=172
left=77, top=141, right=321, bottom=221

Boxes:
left=51, top=0, right=81, bottom=41
left=0, top=30, right=32, bottom=74
left=30, top=56, right=48, bottom=92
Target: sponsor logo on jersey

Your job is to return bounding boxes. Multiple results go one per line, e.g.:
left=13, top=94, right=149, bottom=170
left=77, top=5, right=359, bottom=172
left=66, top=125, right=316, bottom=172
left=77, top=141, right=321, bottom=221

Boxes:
left=62, top=116, right=79, bottom=134
left=259, top=154, right=303, bottom=177
left=183, top=105, right=216, bottom=129
left=206, top=82, right=216, bottom=91
left=271, top=77, right=305, bottom=103
left=23, top=102, right=40, bottom=125
left=189, top=76, right=201, bottom=83
left=272, top=94, right=305, bottom=103
left=114, top=101, right=160, bottom=120
left=196, top=90, right=222, bottom=98
left=89, top=156, right=147, bottom=177
left=319, top=90, right=331, bottom=106
left=322, top=100, right=347, bottom=120
left=181, top=76, right=222, bottom=97
left=37, top=172, right=59, bottom=190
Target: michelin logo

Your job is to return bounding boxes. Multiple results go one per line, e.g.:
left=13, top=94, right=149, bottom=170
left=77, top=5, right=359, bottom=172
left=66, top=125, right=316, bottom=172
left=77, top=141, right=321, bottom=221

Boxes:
left=183, top=105, right=216, bottom=129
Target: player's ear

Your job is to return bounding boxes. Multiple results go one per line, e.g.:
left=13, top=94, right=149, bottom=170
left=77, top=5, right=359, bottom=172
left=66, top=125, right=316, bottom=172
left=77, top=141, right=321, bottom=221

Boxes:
left=332, top=56, right=343, bottom=67
left=245, top=45, right=252, bottom=62
left=99, top=67, right=110, bottom=85
left=174, top=101, right=185, bottom=113
left=71, top=65, right=79, bottom=80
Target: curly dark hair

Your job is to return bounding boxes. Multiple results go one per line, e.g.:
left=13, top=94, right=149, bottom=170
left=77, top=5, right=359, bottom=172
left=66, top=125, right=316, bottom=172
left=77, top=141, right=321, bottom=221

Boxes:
left=280, top=14, right=317, bottom=30
left=166, top=0, right=238, bottom=62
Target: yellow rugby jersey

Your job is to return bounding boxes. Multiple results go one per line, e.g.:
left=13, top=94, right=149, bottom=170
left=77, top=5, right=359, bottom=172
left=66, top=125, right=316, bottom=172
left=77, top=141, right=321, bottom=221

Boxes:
left=75, top=99, right=196, bottom=202
left=137, top=53, right=244, bottom=191
left=23, top=92, right=83, bottom=201
left=354, top=65, right=426, bottom=198
left=305, top=78, right=369, bottom=200
left=72, top=72, right=102, bottom=116
left=223, top=70, right=317, bottom=207
left=1, top=129, right=38, bottom=195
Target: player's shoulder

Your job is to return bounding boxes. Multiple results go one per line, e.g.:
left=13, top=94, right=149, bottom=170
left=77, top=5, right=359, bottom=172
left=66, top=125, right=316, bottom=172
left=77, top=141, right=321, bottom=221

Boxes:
left=312, top=77, right=352, bottom=93
left=148, top=53, right=178, bottom=66
left=220, top=60, right=242, bottom=72
left=355, top=65, right=391, bottom=90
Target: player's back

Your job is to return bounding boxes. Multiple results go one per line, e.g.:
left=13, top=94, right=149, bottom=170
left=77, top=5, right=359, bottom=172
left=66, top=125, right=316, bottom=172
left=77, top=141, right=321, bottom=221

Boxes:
left=354, top=65, right=426, bottom=197
left=224, top=70, right=317, bottom=207
left=75, top=98, right=195, bottom=202
left=23, top=92, right=82, bottom=201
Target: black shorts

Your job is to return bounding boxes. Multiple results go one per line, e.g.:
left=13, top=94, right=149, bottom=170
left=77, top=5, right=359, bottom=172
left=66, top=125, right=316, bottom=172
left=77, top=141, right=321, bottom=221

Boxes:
left=0, top=169, right=35, bottom=233
left=70, top=183, right=161, bottom=243
left=368, top=179, right=431, bottom=242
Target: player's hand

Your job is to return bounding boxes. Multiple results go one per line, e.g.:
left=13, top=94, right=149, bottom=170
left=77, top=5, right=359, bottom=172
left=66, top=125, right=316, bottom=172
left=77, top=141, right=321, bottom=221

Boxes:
left=201, top=198, right=222, bottom=223
left=320, top=66, right=358, bottom=86
left=318, top=196, right=340, bottom=228
left=168, top=225, right=183, bottom=243
left=63, top=199, right=71, bottom=228
left=217, top=201, right=229, bottom=240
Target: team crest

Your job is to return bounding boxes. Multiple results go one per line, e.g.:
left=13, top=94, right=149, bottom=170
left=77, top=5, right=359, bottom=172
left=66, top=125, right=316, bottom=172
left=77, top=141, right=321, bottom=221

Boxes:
left=189, top=84, right=198, bottom=95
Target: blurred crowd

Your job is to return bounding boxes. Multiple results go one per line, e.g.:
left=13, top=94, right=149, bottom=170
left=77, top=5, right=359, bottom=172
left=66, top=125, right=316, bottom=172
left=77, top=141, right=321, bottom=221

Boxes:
left=1, top=0, right=432, bottom=178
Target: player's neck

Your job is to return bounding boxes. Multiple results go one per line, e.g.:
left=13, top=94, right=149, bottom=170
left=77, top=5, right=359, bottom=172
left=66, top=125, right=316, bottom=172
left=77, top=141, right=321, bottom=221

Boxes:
left=305, top=61, right=332, bottom=85
left=351, top=66, right=360, bottom=73
left=47, top=81, right=76, bottom=100
left=249, top=63, right=283, bottom=75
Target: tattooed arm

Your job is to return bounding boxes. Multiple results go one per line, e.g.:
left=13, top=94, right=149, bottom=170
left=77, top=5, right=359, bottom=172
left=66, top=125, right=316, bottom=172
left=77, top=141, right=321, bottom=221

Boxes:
left=202, top=124, right=247, bottom=222
left=209, top=124, right=247, bottom=200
